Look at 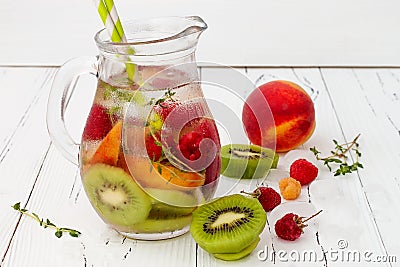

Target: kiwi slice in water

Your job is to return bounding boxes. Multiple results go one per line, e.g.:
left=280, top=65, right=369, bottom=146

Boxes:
left=131, top=214, right=193, bottom=233
left=145, top=188, right=198, bottom=216
left=221, top=144, right=278, bottom=179
left=213, top=236, right=260, bottom=261
left=190, top=194, right=266, bottom=254
left=83, top=164, right=152, bottom=227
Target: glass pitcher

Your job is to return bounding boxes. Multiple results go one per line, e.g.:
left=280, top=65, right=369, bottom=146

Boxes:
left=47, top=16, right=221, bottom=240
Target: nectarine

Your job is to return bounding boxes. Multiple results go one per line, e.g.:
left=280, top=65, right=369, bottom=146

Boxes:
left=242, top=80, right=315, bottom=152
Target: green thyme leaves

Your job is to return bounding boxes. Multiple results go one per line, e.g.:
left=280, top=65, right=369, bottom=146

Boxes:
left=12, top=202, right=81, bottom=238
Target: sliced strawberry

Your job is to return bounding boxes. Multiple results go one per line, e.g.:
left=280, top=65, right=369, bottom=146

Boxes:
left=153, top=100, right=179, bottom=121
left=82, top=104, right=114, bottom=141
left=145, top=131, right=162, bottom=161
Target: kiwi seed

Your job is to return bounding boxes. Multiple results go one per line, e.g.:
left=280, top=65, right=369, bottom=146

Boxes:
left=190, top=194, right=266, bottom=254
left=83, top=164, right=152, bottom=227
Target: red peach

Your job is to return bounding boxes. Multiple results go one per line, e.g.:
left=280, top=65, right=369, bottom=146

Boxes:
left=242, top=80, right=315, bottom=152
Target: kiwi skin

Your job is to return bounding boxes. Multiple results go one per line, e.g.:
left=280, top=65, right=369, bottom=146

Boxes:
left=221, top=144, right=278, bottom=179
left=213, top=236, right=260, bottom=261
left=83, top=164, right=152, bottom=227
left=190, top=194, right=266, bottom=254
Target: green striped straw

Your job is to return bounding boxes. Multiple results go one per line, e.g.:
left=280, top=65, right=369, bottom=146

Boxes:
left=94, top=0, right=136, bottom=80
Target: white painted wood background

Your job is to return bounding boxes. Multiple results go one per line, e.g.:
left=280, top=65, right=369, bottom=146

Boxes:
left=0, top=66, right=399, bottom=266
left=1, top=0, right=400, bottom=66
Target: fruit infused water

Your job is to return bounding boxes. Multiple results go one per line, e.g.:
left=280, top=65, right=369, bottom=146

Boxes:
left=80, top=67, right=221, bottom=239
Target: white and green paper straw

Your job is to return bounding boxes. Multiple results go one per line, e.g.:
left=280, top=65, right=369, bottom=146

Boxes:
left=93, top=0, right=136, bottom=80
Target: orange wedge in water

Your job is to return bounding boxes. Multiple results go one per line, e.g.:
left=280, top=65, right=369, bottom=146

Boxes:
left=152, top=162, right=205, bottom=188
left=90, top=121, right=122, bottom=166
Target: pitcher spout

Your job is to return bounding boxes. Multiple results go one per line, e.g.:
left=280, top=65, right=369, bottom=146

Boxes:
left=95, top=16, right=207, bottom=58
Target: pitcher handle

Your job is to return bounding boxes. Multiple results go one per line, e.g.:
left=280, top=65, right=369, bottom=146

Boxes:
left=47, top=56, right=98, bottom=165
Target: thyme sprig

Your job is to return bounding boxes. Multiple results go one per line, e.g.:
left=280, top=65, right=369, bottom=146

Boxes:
left=12, top=202, right=81, bottom=238
left=149, top=88, right=176, bottom=107
left=310, top=134, right=363, bottom=176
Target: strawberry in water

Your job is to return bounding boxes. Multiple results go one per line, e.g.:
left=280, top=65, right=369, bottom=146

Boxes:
left=145, top=132, right=162, bottom=161
left=82, top=104, right=114, bottom=141
left=153, top=100, right=179, bottom=121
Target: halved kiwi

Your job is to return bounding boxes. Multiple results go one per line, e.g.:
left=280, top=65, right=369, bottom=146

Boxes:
left=213, top=236, right=260, bottom=261
left=83, top=164, right=152, bottom=227
left=221, top=144, right=278, bottom=179
left=190, top=194, right=266, bottom=254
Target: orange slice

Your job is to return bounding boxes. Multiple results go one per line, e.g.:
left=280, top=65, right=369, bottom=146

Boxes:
left=152, top=162, right=205, bottom=188
left=90, top=121, right=123, bottom=166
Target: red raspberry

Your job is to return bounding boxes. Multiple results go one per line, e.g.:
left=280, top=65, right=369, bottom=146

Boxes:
left=290, top=159, right=318, bottom=185
left=179, top=132, right=203, bottom=161
left=254, top=187, right=281, bottom=212
left=275, top=210, right=322, bottom=241
left=275, top=213, right=303, bottom=241
left=82, top=104, right=114, bottom=141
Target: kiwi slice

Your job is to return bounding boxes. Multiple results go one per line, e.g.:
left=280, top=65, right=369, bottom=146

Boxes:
left=131, top=214, right=192, bottom=233
left=221, top=144, right=278, bottom=179
left=83, top=164, right=152, bottom=227
left=190, top=194, right=266, bottom=254
left=213, top=236, right=260, bottom=261
left=145, top=188, right=198, bottom=216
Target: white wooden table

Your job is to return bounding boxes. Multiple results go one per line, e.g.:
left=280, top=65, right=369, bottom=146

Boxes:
left=1, top=66, right=399, bottom=267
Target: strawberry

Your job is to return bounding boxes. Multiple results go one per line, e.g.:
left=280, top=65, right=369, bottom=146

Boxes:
left=153, top=100, right=179, bottom=121
left=82, top=104, right=114, bottom=141
left=275, top=211, right=322, bottom=241
left=145, top=131, right=162, bottom=161
left=290, top=159, right=318, bottom=185
left=254, top=187, right=281, bottom=212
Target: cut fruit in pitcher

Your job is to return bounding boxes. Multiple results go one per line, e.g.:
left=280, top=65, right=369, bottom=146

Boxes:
left=83, top=164, right=152, bottom=227
left=90, top=121, right=122, bottom=166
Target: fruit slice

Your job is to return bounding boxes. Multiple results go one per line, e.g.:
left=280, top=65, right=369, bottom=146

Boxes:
left=82, top=104, right=115, bottom=141
left=152, top=162, right=205, bottom=188
left=83, top=164, right=151, bottom=227
left=213, top=236, right=260, bottom=261
left=145, top=130, right=162, bottom=161
left=145, top=188, right=198, bottom=216
left=221, top=144, right=278, bottom=179
left=131, top=214, right=192, bottom=233
left=190, top=194, right=266, bottom=254
left=90, top=121, right=122, bottom=166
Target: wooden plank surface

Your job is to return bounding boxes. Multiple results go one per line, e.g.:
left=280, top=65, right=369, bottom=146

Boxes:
left=0, top=67, right=399, bottom=267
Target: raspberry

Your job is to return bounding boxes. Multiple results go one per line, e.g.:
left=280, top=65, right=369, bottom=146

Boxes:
left=275, top=211, right=322, bottom=241
left=179, top=132, right=203, bottom=161
left=82, top=104, right=114, bottom=141
left=290, top=159, right=318, bottom=185
left=254, top=187, right=281, bottom=212
left=279, top=177, right=301, bottom=200
left=275, top=213, right=303, bottom=241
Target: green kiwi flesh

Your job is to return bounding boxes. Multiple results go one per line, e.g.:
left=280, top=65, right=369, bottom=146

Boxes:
left=213, top=236, right=260, bottom=261
left=83, top=164, right=152, bottom=227
left=190, top=194, right=266, bottom=254
left=131, top=214, right=192, bottom=233
left=221, top=144, right=278, bottom=179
